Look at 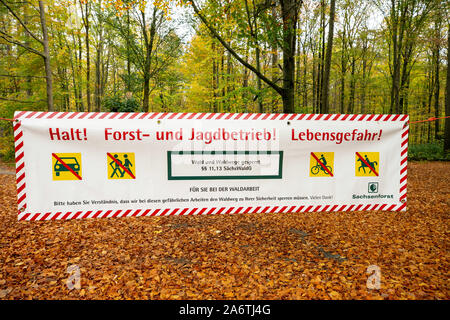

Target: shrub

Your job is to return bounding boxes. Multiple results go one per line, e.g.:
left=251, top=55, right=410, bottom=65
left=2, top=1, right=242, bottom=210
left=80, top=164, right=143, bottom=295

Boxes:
left=408, top=141, right=450, bottom=161
left=0, top=135, right=15, bottom=162
left=103, top=95, right=140, bottom=112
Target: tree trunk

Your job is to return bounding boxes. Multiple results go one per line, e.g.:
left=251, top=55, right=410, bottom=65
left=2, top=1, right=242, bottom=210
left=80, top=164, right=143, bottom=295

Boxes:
left=302, top=51, right=307, bottom=111
left=95, top=34, right=102, bottom=112
left=316, top=0, right=325, bottom=113
left=95, top=13, right=104, bottom=112
left=242, top=42, right=249, bottom=113
left=281, top=91, right=294, bottom=114
left=295, top=38, right=301, bottom=112
left=389, top=0, right=398, bottom=114
left=23, top=11, right=32, bottom=97
left=221, top=49, right=225, bottom=112
left=444, top=25, right=450, bottom=153
left=339, top=30, right=347, bottom=114
left=312, top=49, right=317, bottom=112
left=433, top=12, right=441, bottom=140
left=101, top=48, right=110, bottom=103
left=255, top=46, right=263, bottom=113
left=321, top=0, right=336, bottom=114
left=399, top=43, right=412, bottom=114
left=77, top=32, right=84, bottom=111
left=126, top=11, right=131, bottom=92
left=361, top=39, right=368, bottom=113
left=38, top=1, right=53, bottom=111
left=81, top=1, right=91, bottom=112
left=427, top=62, right=434, bottom=143
left=142, top=8, right=158, bottom=112
left=340, top=39, right=346, bottom=114
left=349, top=56, right=356, bottom=113
left=212, top=41, right=218, bottom=112
left=143, top=73, right=150, bottom=111
left=68, top=34, right=79, bottom=111
left=227, top=49, right=232, bottom=104
left=272, top=44, right=278, bottom=113
left=280, top=0, right=298, bottom=114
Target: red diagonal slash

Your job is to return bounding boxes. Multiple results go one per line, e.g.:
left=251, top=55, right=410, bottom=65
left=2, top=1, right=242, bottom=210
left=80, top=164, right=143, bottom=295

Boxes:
left=52, top=153, right=82, bottom=180
left=311, top=152, right=334, bottom=177
left=107, top=153, right=135, bottom=179
left=356, top=152, right=378, bottom=176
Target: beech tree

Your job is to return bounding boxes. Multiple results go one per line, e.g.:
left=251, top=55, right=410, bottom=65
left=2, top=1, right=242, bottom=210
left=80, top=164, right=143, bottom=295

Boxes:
left=190, top=0, right=302, bottom=113
left=0, top=0, right=53, bottom=110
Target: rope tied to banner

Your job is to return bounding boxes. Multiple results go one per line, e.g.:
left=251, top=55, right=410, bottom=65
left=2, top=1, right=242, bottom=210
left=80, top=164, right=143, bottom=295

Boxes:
left=408, top=116, right=450, bottom=124
left=1, top=115, right=450, bottom=123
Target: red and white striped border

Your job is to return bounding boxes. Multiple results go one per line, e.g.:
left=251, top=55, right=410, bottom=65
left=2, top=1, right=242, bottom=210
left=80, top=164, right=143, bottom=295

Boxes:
left=16, top=204, right=408, bottom=221
left=13, top=111, right=408, bottom=221
left=14, top=117, right=26, bottom=217
left=13, top=111, right=409, bottom=122
left=399, top=120, right=408, bottom=207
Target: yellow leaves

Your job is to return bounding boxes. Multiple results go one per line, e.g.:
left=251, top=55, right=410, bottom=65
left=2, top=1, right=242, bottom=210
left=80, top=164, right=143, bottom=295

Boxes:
left=311, top=275, right=322, bottom=285
left=153, top=274, right=161, bottom=283
left=329, top=291, right=341, bottom=299
left=105, top=0, right=172, bottom=16
left=203, top=287, right=213, bottom=294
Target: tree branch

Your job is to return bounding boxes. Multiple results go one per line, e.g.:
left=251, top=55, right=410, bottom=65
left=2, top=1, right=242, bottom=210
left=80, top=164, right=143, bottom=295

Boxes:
left=0, top=96, right=45, bottom=103
left=0, top=74, right=46, bottom=78
left=0, top=0, right=43, bottom=44
left=0, top=30, right=44, bottom=57
left=190, top=0, right=283, bottom=95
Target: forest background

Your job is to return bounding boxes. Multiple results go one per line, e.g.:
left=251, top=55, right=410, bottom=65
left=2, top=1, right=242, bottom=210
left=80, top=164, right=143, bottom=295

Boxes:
left=0, top=0, right=449, bottom=161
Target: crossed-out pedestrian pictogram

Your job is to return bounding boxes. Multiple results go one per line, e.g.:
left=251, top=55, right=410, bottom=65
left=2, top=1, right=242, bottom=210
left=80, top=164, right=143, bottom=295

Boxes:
left=107, top=152, right=136, bottom=179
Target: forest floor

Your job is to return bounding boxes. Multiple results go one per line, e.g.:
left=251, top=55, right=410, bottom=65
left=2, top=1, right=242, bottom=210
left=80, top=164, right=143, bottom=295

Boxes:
left=0, top=161, right=448, bottom=300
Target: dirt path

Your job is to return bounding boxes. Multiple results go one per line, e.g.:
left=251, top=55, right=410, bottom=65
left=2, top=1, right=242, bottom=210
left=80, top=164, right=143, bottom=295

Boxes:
left=0, top=162, right=14, bottom=175
left=0, top=169, right=14, bottom=175
left=0, top=161, right=448, bottom=300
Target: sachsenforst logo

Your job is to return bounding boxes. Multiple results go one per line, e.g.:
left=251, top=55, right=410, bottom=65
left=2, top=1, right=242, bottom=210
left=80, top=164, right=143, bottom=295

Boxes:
left=368, top=182, right=379, bottom=193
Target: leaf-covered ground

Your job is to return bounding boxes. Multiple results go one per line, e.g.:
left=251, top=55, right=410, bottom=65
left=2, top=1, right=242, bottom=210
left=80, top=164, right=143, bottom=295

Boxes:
left=0, top=161, right=448, bottom=300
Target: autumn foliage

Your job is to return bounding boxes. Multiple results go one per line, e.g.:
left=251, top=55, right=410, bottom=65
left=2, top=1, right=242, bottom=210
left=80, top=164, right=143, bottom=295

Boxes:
left=0, top=161, right=448, bottom=299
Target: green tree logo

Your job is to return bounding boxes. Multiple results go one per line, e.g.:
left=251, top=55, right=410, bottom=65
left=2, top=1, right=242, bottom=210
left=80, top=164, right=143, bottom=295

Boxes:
left=368, top=182, right=379, bottom=193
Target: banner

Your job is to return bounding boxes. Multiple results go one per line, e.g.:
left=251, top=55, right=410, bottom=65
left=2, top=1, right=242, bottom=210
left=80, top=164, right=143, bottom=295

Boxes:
left=13, top=111, right=409, bottom=221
